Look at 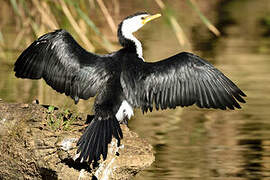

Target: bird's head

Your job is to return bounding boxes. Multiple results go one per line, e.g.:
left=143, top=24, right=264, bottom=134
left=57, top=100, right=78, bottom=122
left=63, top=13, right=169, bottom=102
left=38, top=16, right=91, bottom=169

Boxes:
left=118, top=12, right=161, bottom=58
left=120, top=12, right=161, bottom=35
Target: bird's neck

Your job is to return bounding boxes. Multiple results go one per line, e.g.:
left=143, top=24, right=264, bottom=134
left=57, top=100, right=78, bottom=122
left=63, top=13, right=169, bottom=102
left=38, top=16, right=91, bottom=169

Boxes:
left=118, top=25, right=144, bottom=60
left=124, top=33, right=143, bottom=59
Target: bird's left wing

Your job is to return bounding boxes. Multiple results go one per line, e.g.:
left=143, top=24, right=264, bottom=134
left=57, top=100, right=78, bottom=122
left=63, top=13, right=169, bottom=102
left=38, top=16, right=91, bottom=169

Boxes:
left=121, top=52, right=246, bottom=112
left=14, top=29, right=111, bottom=103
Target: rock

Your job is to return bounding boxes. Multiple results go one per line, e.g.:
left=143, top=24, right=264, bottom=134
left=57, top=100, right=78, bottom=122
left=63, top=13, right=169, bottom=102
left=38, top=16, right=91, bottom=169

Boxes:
left=0, top=102, right=154, bottom=180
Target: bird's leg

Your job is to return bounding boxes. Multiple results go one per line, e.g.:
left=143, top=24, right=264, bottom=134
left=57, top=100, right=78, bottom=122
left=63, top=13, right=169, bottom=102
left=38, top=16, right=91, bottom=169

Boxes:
left=119, top=116, right=129, bottom=126
left=85, top=114, right=95, bottom=124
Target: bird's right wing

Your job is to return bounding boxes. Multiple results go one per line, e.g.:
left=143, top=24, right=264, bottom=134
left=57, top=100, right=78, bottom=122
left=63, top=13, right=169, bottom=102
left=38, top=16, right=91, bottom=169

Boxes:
left=14, top=29, right=111, bottom=103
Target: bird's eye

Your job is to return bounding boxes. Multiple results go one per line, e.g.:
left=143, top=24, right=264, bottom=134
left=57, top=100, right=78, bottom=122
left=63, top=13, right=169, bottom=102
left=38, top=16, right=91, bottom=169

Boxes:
left=141, top=17, right=146, bottom=20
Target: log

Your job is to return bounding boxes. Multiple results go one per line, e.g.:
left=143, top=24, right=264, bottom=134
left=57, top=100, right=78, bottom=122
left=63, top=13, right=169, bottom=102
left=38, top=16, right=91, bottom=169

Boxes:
left=0, top=101, right=154, bottom=180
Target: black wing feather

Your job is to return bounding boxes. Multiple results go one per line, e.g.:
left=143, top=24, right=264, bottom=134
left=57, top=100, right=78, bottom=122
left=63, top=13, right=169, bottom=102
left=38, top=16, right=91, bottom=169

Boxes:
left=14, top=29, right=110, bottom=103
left=121, top=52, right=246, bottom=112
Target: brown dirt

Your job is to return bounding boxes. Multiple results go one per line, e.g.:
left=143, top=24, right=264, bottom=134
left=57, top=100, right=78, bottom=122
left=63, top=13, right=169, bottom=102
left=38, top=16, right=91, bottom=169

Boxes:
left=0, top=101, right=154, bottom=180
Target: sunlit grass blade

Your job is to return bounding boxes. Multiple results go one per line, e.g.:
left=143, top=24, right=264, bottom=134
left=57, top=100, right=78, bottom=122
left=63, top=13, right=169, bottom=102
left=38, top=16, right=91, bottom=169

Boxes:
left=41, top=2, right=59, bottom=29
left=154, top=0, right=190, bottom=48
left=96, top=0, right=117, bottom=35
left=187, top=0, right=220, bottom=36
left=75, top=5, right=100, bottom=34
left=31, top=0, right=58, bottom=30
left=169, top=16, right=188, bottom=47
left=155, top=0, right=165, bottom=9
left=0, top=31, right=4, bottom=44
left=10, top=0, right=20, bottom=16
left=0, top=30, right=4, bottom=59
left=13, top=28, right=27, bottom=48
left=59, top=0, right=95, bottom=51
left=30, top=21, right=41, bottom=38
left=74, top=5, right=115, bottom=51
left=112, top=0, right=120, bottom=16
left=88, top=0, right=95, bottom=9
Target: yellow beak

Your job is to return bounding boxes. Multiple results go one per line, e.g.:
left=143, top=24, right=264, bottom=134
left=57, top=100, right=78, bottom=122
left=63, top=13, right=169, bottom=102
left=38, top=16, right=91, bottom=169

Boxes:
left=142, top=13, right=162, bottom=25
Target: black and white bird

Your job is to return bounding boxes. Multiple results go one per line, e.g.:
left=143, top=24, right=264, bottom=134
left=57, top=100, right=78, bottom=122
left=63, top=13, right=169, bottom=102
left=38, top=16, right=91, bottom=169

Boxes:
left=14, top=12, right=246, bottom=164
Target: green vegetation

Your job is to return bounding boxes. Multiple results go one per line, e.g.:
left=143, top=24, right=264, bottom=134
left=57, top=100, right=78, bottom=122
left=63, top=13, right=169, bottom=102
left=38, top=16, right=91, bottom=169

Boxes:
left=46, top=105, right=80, bottom=131
left=262, top=14, right=270, bottom=34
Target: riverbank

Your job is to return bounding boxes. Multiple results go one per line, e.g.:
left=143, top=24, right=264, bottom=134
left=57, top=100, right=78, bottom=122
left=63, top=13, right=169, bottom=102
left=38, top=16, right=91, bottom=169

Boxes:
left=0, top=100, right=154, bottom=180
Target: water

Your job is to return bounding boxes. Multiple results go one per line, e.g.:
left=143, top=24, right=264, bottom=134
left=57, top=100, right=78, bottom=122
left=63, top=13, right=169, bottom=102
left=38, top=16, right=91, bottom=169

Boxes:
left=131, top=1, right=270, bottom=179
left=1, top=0, right=270, bottom=179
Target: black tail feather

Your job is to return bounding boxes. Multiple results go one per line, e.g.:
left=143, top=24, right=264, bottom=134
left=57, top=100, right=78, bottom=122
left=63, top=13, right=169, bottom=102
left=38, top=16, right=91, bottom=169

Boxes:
left=76, top=114, right=123, bottom=163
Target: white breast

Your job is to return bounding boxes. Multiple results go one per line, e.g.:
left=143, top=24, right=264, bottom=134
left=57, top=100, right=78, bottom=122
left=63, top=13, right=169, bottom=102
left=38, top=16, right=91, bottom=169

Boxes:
left=115, top=100, right=134, bottom=121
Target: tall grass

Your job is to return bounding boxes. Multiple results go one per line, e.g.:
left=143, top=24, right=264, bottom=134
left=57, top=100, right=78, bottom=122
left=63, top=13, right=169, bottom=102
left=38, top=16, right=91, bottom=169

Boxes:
left=2, top=0, right=220, bottom=55
left=187, top=0, right=220, bottom=36
left=154, top=0, right=191, bottom=48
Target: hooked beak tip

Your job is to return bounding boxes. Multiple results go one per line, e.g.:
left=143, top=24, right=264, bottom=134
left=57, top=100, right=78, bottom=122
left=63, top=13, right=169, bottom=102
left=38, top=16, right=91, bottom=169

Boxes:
left=142, top=13, right=162, bottom=25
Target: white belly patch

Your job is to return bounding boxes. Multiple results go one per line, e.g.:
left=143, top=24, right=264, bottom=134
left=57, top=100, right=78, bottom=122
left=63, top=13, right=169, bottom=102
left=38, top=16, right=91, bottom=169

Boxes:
left=115, top=100, right=134, bottom=121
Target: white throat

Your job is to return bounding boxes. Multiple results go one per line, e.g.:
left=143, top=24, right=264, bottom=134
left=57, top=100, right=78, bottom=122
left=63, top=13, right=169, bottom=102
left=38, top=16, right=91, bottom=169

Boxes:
left=121, top=20, right=144, bottom=60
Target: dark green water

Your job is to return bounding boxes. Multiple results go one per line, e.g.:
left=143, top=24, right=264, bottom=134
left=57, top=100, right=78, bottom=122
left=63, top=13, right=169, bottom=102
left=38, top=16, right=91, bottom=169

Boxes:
left=1, top=1, right=270, bottom=179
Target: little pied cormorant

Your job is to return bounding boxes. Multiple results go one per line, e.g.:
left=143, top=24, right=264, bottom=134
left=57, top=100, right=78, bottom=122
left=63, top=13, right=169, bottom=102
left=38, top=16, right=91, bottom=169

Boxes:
left=14, top=12, right=246, bottom=164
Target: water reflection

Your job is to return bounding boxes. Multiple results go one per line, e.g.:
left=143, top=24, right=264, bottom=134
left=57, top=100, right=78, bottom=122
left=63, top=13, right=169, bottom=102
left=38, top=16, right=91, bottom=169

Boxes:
left=238, top=139, right=263, bottom=179
left=1, top=0, right=270, bottom=179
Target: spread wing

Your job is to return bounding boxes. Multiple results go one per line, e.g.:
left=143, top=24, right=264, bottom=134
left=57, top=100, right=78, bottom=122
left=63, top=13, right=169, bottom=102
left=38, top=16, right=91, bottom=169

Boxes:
left=14, top=29, right=110, bottom=103
left=121, top=52, right=246, bottom=112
